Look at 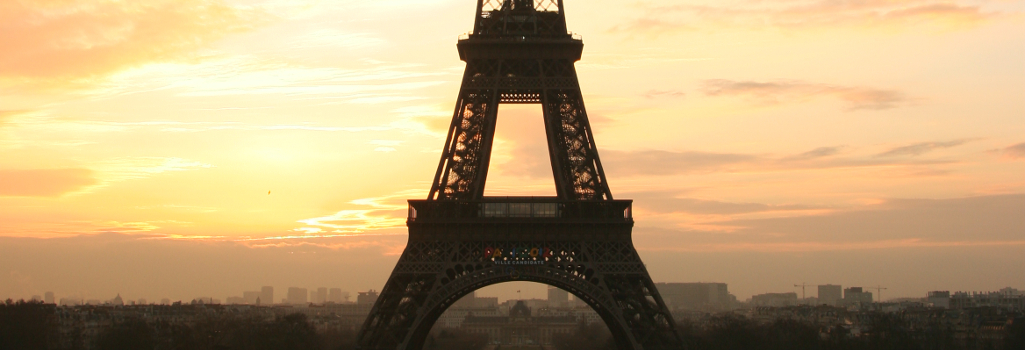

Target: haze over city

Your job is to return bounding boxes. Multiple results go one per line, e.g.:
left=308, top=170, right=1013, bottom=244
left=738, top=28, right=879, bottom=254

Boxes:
left=2, top=0, right=1024, bottom=307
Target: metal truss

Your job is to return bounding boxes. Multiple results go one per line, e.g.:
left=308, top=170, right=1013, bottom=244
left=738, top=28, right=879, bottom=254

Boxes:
left=360, top=1, right=684, bottom=349
left=355, top=226, right=684, bottom=350
left=475, top=0, right=566, bottom=38
left=427, top=57, right=612, bottom=200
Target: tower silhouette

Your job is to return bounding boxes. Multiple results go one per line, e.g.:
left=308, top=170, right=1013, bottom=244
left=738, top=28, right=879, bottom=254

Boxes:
left=356, top=1, right=684, bottom=349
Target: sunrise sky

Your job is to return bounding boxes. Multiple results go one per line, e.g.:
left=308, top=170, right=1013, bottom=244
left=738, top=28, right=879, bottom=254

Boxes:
left=1, top=0, right=1024, bottom=303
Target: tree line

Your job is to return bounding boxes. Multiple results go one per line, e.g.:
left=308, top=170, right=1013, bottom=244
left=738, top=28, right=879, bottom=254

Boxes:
left=4, top=299, right=1024, bottom=350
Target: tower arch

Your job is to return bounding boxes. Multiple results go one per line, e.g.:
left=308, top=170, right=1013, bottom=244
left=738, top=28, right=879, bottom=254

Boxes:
left=408, top=277, right=636, bottom=350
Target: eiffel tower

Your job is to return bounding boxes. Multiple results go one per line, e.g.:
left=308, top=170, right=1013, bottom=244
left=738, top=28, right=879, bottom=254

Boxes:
left=356, top=1, right=684, bottom=349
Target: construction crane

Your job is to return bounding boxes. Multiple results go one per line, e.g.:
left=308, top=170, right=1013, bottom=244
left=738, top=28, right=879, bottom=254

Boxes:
left=871, top=285, right=888, bottom=302
left=794, top=283, right=812, bottom=301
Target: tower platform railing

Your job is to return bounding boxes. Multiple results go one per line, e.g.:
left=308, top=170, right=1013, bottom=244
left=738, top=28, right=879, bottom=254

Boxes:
left=408, top=197, right=632, bottom=223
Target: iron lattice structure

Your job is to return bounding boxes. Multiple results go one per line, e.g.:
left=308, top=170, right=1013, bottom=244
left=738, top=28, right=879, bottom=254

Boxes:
left=356, top=1, right=685, bottom=349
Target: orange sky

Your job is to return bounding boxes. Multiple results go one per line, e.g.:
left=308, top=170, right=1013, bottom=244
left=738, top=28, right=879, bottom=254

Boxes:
left=2, top=0, right=1024, bottom=303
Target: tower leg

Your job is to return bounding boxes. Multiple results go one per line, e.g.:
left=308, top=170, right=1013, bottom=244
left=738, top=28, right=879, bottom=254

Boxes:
left=356, top=230, right=685, bottom=350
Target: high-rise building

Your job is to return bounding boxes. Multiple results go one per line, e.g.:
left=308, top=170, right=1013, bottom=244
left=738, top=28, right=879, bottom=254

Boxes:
left=316, top=287, right=328, bottom=304
left=261, top=286, right=274, bottom=306
left=818, top=284, right=842, bottom=306
left=843, top=287, right=873, bottom=305
left=44, top=292, right=55, bottom=304
left=654, top=282, right=735, bottom=311
left=287, top=287, right=308, bottom=305
left=751, top=292, right=798, bottom=307
left=547, top=286, right=569, bottom=307
left=358, top=290, right=379, bottom=305
left=328, top=288, right=344, bottom=303
left=927, top=291, right=950, bottom=308
left=243, top=291, right=261, bottom=305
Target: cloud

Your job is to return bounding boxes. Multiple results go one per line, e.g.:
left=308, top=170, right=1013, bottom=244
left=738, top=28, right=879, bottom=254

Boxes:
left=601, top=144, right=957, bottom=176
left=781, top=146, right=843, bottom=161
left=876, top=139, right=973, bottom=157
left=294, top=190, right=420, bottom=235
left=0, top=0, right=266, bottom=84
left=612, top=0, right=996, bottom=35
left=0, top=168, right=97, bottom=197
left=602, top=149, right=759, bottom=175
left=1003, top=142, right=1025, bottom=159
left=0, top=232, right=408, bottom=301
left=632, top=194, right=1025, bottom=252
left=93, top=157, right=213, bottom=183
left=701, top=79, right=909, bottom=110
left=625, top=191, right=817, bottom=215
left=643, top=90, right=686, bottom=99
left=0, top=110, right=31, bottom=125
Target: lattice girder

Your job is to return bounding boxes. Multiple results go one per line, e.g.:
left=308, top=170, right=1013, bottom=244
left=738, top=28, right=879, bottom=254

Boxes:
left=356, top=225, right=682, bottom=350
left=361, top=1, right=684, bottom=349
left=428, top=56, right=611, bottom=200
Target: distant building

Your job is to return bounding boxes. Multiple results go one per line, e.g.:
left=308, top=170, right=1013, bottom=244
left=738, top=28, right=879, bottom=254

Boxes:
left=45, top=292, right=55, bottom=304
left=160, top=298, right=171, bottom=305
left=452, top=291, right=478, bottom=308
left=328, top=288, right=345, bottom=303
left=843, top=287, right=873, bottom=306
left=927, top=291, right=950, bottom=308
left=315, top=287, right=328, bottom=304
left=461, top=300, right=577, bottom=346
left=950, top=290, right=1025, bottom=310
left=477, top=296, right=498, bottom=308
left=226, top=296, right=246, bottom=304
left=548, top=286, right=569, bottom=307
left=287, top=287, right=308, bottom=305
left=655, top=282, right=735, bottom=311
left=110, top=294, right=124, bottom=306
left=191, top=297, right=217, bottom=305
left=818, top=285, right=842, bottom=306
left=137, top=298, right=146, bottom=305
left=357, top=290, right=379, bottom=305
left=261, top=286, right=274, bottom=306
left=751, top=292, right=798, bottom=307
left=243, top=291, right=261, bottom=304
left=59, top=298, right=83, bottom=306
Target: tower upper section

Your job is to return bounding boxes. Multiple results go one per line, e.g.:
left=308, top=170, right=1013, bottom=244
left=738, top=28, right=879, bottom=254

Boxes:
left=458, top=0, right=581, bottom=62
left=472, top=0, right=568, bottom=38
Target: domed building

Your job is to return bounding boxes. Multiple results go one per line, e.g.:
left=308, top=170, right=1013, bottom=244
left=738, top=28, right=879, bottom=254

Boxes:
left=461, top=300, right=578, bottom=347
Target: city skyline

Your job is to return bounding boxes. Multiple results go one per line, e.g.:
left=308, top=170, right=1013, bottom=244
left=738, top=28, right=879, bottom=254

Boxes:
left=14, top=281, right=1024, bottom=307
left=2, top=0, right=1024, bottom=307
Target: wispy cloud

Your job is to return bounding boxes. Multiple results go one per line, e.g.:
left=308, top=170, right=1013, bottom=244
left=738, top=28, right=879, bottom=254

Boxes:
left=16, top=157, right=217, bottom=196
left=643, top=90, right=686, bottom=99
left=626, top=191, right=820, bottom=215
left=0, top=168, right=97, bottom=197
left=87, top=57, right=448, bottom=105
left=0, top=110, right=32, bottom=126
left=602, top=149, right=759, bottom=175
left=293, top=190, right=421, bottom=235
left=633, top=194, right=1025, bottom=252
left=1003, top=142, right=1025, bottom=159
left=0, top=0, right=268, bottom=86
left=876, top=139, right=974, bottom=157
left=93, top=157, right=213, bottom=183
left=781, top=146, right=844, bottom=161
left=638, top=238, right=1025, bottom=253
left=602, top=143, right=958, bottom=176
left=612, top=0, right=998, bottom=36
left=701, top=79, right=910, bottom=110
